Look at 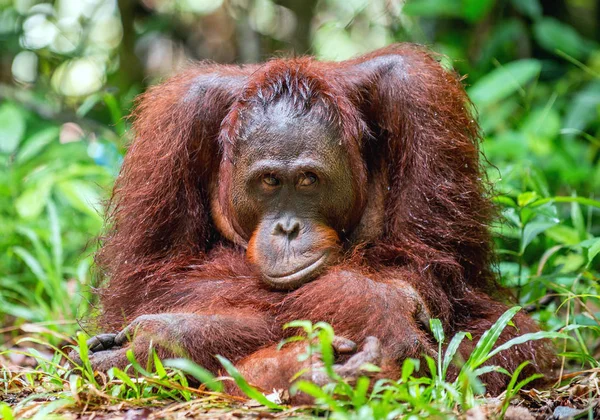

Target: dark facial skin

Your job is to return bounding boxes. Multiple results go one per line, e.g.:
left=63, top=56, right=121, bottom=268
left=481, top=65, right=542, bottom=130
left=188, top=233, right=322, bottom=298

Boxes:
left=229, top=101, right=358, bottom=289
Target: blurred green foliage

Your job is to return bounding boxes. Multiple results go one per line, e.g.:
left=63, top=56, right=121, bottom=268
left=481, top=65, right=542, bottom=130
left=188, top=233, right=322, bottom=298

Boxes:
left=0, top=0, right=598, bottom=370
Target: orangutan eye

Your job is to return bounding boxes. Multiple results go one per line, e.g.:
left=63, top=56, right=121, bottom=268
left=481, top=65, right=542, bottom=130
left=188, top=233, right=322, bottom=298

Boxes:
left=298, top=172, right=318, bottom=187
left=262, top=174, right=280, bottom=187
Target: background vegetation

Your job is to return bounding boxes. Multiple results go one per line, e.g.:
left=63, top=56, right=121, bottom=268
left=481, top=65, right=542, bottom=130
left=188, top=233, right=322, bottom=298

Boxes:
left=0, top=0, right=599, bottom=418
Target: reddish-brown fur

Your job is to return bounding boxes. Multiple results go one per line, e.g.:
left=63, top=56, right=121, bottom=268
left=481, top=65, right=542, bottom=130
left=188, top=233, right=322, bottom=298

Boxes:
left=94, top=44, right=555, bottom=397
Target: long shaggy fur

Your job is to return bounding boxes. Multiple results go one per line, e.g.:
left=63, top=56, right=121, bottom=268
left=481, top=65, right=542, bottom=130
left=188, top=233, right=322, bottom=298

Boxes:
left=94, top=44, right=555, bottom=395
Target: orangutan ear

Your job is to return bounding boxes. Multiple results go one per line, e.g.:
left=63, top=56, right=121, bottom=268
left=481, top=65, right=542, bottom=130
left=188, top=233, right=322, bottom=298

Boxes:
left=100, top=66, right=251, bottom=283
left=338, top=44, right=491, bottom=290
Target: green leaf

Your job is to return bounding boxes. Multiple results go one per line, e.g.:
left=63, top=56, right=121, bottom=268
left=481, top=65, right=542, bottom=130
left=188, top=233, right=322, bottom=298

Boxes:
left=531, top=196, right=600, bottom=209
left=317, top=329, right=335, bottom=377
left=164, top=358, right=223, bottom=392
left=292, top=380, right=340, bottom=408
left=521, top=108, right=561, bottom=140
left=488, top=331, right=571, bottom=359
left=402, top=0, right=462, bottom=18
left=75, top=332, right=99, bottom=386
left=545, top=225, right=580, bottom=245
left=0, top=403, right=15, bottom=420
left=15, top=127, right=59, bottom=164
left=465, top=307, right=520, bottom=368
left=76, top=93, right=103, bottom=118
left=216, top=355, right=284, bottom=409
left=580, top=238, right=600, bottom=265
left=563, top=81, right=600, bottom=136
left=463, top=0, right=494, bottom=22
left=430, top=318, right=444, bottom=344
left=47, top=201, right=63, bottom=277
left=351, top=376, right=370, bottom=407
left=56, top=180, right=103, bottom=221
left=31, top=398, right=72, bottom=420
left=493, top=196, right=517, bottom=208
left=13, top=246, right=47, bottom=282
left=425, top=355, right=437, bottom=378
left=0, top=103, right=26, bottom=154
left=152, top=349, right=167, bottom=379
left=443, top=331, right=469, bottom=377
left=510, top=0, right=541, bottom=18
left=517, top=192, right=538, bottom=207
left=283, top=320, right=313, bottom=333
left=570, top=199, right=586, bottom=241
left=521, top=221, right=558, bottom=253
left=15, top=179, right=53, bottom=219
left=501, top=361, right=536, bottom=416
left=468, top=59, right=541, bottom=108
left=533, top=18, right=596, bottom=60
left=112, top=368, right=140, bottom=398
left=401, top=358, right=419, bottom=382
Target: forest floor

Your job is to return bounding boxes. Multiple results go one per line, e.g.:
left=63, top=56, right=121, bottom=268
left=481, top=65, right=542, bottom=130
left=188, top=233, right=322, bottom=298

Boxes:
left=2, top=341, right=599, bottom=420
left=1, top=382, right=599, bottom=419
left=2, top=326, right=600, bottom=419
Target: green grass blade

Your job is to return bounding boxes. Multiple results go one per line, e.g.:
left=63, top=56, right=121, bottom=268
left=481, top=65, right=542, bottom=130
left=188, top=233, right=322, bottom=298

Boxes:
left=464, top=306, right=520, bottom=369
left=443, top=331, right=469, bottom=377
left=216, top=355, right=284, bottom=409
left=164, top=358, right=223, bottom=392
left=487, top=331, right=571, bottom=360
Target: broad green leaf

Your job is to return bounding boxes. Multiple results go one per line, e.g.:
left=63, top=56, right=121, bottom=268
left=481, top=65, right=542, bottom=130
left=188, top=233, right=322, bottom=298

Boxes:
left=75, top=332, right=99, bottom=386
left=0, top=103, right=26, bottom=154
left=493, top=196, right=517, bottom=208
left=563, top=81, right=600, bottom=136
left=468, top=59, right=541, bottom=108
left=521, top=221, right=558, bottom=253
left=517, top=192, right=538, bottom=207
left=533, top=18, right=596, bottom=60
left=401, top=358, right=419, bottom=382
left=545, top=225, right=580, bottom=245
left=521, top=108, right=561, bottom=139
left=15, top=179, right=53, bottom=219
left=465, top=306, right=520, bottom=367
left=15, top=127, right=59, bottom=164
left=76, top=93, right=103, bottom=118
left=56, top=180, right=103, bottom=221
left=125, top=348, right=152, bottom=377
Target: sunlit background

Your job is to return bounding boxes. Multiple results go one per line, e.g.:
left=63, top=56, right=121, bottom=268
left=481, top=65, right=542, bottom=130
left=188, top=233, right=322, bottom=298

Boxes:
left=0, top=0, right=599, bottom=364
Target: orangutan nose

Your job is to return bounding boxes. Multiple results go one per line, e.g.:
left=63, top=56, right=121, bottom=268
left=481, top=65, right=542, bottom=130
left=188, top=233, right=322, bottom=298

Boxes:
left=273, top=217, right=301, bottom=241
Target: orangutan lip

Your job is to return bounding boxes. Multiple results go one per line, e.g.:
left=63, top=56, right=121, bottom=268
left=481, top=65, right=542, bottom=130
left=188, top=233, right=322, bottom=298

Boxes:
left=263, top=253, right=328, bottom=289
